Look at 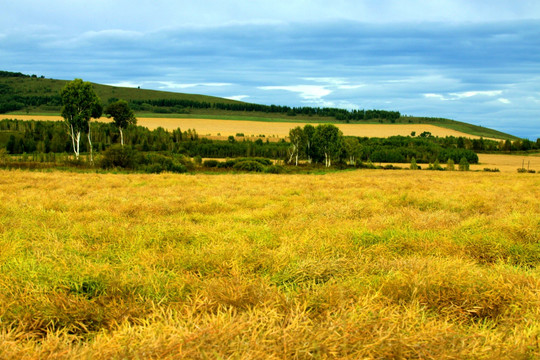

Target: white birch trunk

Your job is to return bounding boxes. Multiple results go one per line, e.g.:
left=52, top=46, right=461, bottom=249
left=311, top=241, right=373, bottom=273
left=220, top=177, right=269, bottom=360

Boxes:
left=87, top=129, right=93, bottom=164
left=120, top=127, right=124, bottom=146
left=69, top=123, right=81, bottom=159
left=70, top=124, right=77, bottom=157
left=75, top=131, right=81, bottom=159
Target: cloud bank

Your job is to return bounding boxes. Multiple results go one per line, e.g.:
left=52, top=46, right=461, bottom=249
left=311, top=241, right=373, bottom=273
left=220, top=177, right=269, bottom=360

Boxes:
left=1, top=11, right=539, bottom=138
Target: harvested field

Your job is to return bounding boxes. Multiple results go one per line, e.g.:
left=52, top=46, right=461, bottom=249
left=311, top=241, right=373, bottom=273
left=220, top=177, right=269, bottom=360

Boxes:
left=474, top=153, right=540, bottom=172
left=4, top=115, right=496, bottom=139
left=377, top=153, right=540, bottom=173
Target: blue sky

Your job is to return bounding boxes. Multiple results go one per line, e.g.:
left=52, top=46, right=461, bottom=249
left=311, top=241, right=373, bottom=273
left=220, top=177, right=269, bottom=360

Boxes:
left=1, top=1, right=540, bottom=138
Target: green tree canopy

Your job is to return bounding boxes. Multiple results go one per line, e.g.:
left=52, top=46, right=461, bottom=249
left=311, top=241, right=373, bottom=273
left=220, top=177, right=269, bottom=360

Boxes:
left=61, top=79, right=101, bottom=158
left=105, top=100, right=137, bottom=146
left=313, top=124, right=344, bottom=167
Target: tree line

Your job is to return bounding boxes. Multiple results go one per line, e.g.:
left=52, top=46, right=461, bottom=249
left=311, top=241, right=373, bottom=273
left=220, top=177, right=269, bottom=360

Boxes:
left=1, top=119, right=290, bottom=159
left=285, top=125, right=482, bottom=167
left=131, top=98, right=401, bottom=122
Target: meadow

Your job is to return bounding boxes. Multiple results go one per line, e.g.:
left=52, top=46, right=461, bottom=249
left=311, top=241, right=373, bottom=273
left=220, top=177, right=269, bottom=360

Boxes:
left=1, top=169, right=539, bottom=359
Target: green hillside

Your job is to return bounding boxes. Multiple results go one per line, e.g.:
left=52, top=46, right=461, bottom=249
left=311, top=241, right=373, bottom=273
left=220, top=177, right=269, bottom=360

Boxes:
left=0, top=71, right=519, bottom=140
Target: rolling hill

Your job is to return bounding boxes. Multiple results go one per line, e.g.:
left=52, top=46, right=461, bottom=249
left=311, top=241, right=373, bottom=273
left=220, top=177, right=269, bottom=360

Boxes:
left=0, top=71, right=519, bottom=140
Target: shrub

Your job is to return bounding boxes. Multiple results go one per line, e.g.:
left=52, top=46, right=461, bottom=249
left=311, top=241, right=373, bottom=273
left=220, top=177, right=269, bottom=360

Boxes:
left=236, top=157, right=272, bottom=166
left=410, top=157, right=418, bottom=170
left=100, top=145, right=140, bottom=169
left=233, top=160, right=265, bottom=172
left=217, top=159, right=237, bottom=168
left=446, top=159, right=455, bottom=171
left=194, top=155, right=202, bottom=165
left=265, top=164, right=285, bottom=174
left=483, top=168, right=500, bottom=172
left=0, top=148, right=8, bottom=165
left=459, top=157, right=470, bottom=171
left=141, top=153, right=188, bottom=173
left=203, top=159, right=219, bottom=168
left=428, top=160, right=443, bottom=171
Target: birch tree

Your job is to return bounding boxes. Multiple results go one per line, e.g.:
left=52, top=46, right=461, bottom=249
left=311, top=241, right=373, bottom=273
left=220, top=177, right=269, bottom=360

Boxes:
left=86, top=102, right=103, bottom=163
left=105, top=100, right=137, bottom=146
left=344, top=137, right=361, bottom=165
left=303, top=124, right=315, bottom=163
left=61, top=79, right=100, bottom=159
left=287, top=126, right=305, bottom=166
left=313, top=124, right=343, bottom=167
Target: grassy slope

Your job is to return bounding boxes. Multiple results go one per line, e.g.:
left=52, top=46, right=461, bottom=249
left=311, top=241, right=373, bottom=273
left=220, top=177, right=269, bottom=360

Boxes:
left=1, top=75, right=519, bottom=140
left=1, top=170, right=539, bottom=358
left=0, top=75, right=242, bottom=105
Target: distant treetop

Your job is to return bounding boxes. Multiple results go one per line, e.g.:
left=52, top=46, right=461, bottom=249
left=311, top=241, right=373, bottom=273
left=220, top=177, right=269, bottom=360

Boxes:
left=0, top=71, right=31, bottom=78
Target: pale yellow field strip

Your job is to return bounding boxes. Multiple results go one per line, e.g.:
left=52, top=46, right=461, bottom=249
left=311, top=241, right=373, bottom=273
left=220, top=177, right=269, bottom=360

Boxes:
left=380, top=154, right=540, bottom=173
left=5, top=115, right=494, bottom=140
left=473, top=153, right=540, bottom=173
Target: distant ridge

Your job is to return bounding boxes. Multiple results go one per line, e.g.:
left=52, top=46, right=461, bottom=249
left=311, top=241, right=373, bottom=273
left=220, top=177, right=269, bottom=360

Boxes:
left=0, top=71, right=519, bottom=140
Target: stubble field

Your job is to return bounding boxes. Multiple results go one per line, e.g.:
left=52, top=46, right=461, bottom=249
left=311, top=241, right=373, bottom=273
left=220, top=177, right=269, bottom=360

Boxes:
left=6, top=115, right=496, bottom=140
left=1, top=170, right=539, bottom=358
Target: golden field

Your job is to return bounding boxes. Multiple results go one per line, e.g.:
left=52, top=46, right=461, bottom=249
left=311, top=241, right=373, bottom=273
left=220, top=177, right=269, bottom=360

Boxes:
left=1, top=169, right=539, bottom=359
left=474, top=153, right=540, bottom=172
left=5, top=115, right=494, bottom=140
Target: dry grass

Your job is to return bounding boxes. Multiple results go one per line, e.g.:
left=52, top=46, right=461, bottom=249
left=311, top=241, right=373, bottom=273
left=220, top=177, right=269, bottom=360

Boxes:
left=5, top=115, right=494, bottom=139
left=379, top=153, right=540, bottom=173
left=1, top=170, right=539, bottom=358
left=474, top=153, right=540, bottom=173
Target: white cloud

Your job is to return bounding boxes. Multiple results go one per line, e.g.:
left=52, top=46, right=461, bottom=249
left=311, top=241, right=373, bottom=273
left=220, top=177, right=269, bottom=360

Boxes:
left=107, top=81, right=140, bottom=88
left=226, top=95, right=250, bottom=101
left=498, top=98, right=511, bottom=104
left=449, top=90, right=503, bottom=99
left=302, top=77, right=365, bottom=90
left=425, top=90, right=503, bottom=101
left=424, top=93, right=450, bottom=101
left=156, top=81, right=232, bottom=90
left=258, top=85, right=332, bottom=100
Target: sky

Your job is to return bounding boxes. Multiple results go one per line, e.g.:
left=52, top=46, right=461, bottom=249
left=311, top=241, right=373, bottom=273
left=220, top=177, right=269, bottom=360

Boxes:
left=1, top=0, right=540, bottom=139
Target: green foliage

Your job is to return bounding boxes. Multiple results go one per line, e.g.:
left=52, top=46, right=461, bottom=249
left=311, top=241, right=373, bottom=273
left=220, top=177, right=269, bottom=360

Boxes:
left=459, top=157, right=470, bottom=171
left=233, top=160, right=265, bottom=172
left=61, top=79, right=100, bottom=131
left=428, top=160, right=443, bottom=171
left=235, top=157, right=272, bottom=166
left=100, top=145, right=140, bottom=169
left=312, top=124, right=344, bottom=167
left=141, top=153, right=188, bottom=174
left=105, top=100, right=136, bottom=145
left=61, top=79, right=101, bottom=157
left=264, top=164, right=286, bottom=174
left=203, top=159, right=219, bottom=168
left=0, top=148, right=8, bottom=164
left=217, top=159, right=237, bottom=168
left=410, top=157, right=418, bottom=170
left=446, top=159, right=455, bottom=171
